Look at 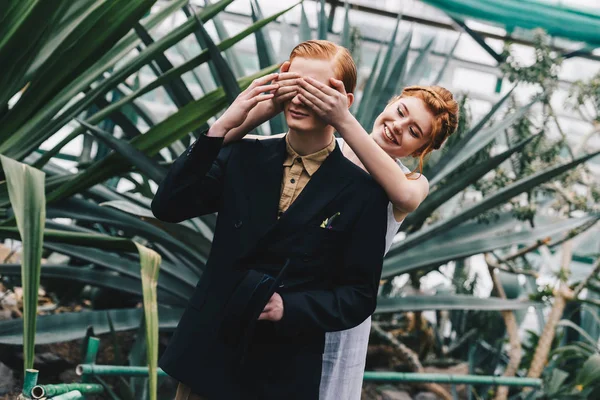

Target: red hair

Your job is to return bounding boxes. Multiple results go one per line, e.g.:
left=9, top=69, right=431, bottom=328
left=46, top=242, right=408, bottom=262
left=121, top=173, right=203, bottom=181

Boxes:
left=388, top=85, right=459, bottom=177
left=289, top=40, right=357, bottom=93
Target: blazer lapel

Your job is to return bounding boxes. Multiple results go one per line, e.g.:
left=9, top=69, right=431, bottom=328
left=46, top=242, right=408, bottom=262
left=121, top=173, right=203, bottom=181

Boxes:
left=239, top=139, right=354, bottom=259
left=240, top=138, right=286, bottom=253
left=276, top=143, right=353, bottom=229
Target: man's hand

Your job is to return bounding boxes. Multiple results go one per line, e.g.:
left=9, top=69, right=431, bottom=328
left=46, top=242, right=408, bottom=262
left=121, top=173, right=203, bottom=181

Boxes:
left=208, top=73, right=280, bottom=137
left=258, top=292, right=284, bottom=321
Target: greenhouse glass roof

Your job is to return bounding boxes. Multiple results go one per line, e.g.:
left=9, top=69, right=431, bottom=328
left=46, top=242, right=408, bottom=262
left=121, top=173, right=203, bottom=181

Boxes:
left=420, top=0, right=600, bottom=44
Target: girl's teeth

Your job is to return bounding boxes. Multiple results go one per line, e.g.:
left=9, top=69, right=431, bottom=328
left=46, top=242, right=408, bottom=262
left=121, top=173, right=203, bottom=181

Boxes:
left=384, top=126, right=396, bottom=143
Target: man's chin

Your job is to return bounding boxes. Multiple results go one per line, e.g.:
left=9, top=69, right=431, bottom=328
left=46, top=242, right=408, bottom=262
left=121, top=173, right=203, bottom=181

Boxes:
left=285, top=119, right=313, bottom=133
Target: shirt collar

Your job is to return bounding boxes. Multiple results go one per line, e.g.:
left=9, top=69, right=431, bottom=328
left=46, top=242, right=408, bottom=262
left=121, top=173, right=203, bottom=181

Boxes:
left=283, top=134, right=336, bottom=176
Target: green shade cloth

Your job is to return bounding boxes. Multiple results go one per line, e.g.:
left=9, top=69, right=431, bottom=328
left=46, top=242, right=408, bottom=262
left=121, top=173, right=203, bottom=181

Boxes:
left=421, top=0, right=600, bottom=44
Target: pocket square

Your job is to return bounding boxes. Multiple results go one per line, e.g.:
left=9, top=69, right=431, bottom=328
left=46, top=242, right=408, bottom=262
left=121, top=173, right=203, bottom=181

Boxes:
left=320, top=212, right=341, bottom=229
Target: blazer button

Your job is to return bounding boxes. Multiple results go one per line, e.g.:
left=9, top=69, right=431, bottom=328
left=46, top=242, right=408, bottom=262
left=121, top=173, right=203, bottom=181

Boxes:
left=234, top=220, right=243, bottom=229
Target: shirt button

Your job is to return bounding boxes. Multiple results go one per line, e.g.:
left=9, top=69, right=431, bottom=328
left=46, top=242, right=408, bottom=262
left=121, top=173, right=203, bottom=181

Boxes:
left=234, top=220, right=243, bottom=229
left=290, top=178, right=296, bottom=184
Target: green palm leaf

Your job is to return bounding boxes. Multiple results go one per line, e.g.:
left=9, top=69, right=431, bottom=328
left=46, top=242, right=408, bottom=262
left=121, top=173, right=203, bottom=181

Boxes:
left=375, top=295, right=539, bottom=313
left=0, top=307, right=182, bottom=345
left=250, top=0, right=286, bottom=135
left=404, top=134, right=537, bottom=229
left=0, top=155, right=45, bottom=373
left=317, top=0, right=328, bottom=39
left=394, top=150, right=600, bottom=254
left=76, top=119, right=167, bottom=184
left=135, top=242, right=160, bottom=400
left=383, top=215, right=597, bottom=278
left=0, top=0, right=68, bottom=109
left=0, top=0, right=156, bottom=147
left=191, top=15, right=240, bottom=104
left=299, top=3, right=312, bottom=41
left=428, top=86, right=517, bottom=181
left=46, top=66, right=279, bottom=203
left=340, top=1, right=351, bottom=49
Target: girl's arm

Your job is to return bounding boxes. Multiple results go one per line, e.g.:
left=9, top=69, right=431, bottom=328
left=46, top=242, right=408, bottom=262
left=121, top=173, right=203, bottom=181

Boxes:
left=296, top=77, right=429, bottom=217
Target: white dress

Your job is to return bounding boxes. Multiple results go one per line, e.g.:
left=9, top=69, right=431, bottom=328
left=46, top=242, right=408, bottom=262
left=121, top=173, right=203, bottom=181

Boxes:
left=319, top=138, right=411, bottom=400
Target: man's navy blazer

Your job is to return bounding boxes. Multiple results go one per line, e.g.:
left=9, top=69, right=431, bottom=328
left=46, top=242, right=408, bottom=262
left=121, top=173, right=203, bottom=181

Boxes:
left=151, top=133, right=388, bottom=399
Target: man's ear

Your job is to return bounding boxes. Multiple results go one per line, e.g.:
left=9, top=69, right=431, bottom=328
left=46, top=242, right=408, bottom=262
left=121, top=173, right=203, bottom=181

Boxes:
left=346, top=93, right=355, bottom=109
left=280, top=61, right=291, bottom=73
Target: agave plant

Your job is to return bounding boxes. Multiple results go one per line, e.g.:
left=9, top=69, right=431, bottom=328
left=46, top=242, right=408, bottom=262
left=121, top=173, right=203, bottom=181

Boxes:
left=0, top=0, right=298, bottom=398
left=0, top=1, right=599, bottom=399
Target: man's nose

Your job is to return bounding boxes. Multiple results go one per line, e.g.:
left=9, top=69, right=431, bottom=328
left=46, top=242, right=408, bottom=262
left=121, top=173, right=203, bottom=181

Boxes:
left=291, top=94, right=303, bottom=106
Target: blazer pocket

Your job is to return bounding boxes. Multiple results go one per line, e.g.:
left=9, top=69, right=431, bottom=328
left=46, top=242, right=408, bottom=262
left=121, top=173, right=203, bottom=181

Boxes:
left=302, top=225, right=346, bottom=252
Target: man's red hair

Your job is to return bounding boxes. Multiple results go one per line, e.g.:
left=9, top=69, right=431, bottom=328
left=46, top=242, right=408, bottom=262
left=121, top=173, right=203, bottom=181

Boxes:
left=289, top=40, right=357, bottom=93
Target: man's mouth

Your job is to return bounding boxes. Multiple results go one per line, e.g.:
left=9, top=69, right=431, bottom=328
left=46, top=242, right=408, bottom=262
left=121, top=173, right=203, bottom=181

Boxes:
left=289, top=109, right=308, bottom=118
left=384, top=125, right=399, bottom=145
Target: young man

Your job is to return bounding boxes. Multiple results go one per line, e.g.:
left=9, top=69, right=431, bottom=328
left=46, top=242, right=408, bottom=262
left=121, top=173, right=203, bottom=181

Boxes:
left=152, top=40, right=389, bottom=400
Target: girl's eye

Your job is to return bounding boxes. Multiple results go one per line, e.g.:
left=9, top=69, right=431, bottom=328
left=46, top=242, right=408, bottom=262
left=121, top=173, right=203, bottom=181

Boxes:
left=397, top=107, right=404, bottom=117
left=410, top=128, right=418, bottom=138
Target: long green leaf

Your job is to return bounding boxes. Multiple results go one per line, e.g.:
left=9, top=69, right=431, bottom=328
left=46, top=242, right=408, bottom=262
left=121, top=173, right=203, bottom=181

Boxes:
left=46, top=66, right=280, bottom=203
left=250, top=0, right=286, bottom=135
left=340, top=0, right=351, bottom=49
left=375, top=295, right=539, bottom=313
left=383, top=215, right=597, bottom=278
left=99, top=199, right=213, bottom=257
left=133, top=22, right=201, bottom=115
left=576, top=354, right=600, bottom=387
left=0, top=0, right=232, bottom=159
left=0, top=226, right=137, bottom=252
left=557, top=320, right=599, bottom=348
left=134, top=242, right=160, bottom=400
left=0, top=0, right=156, bottom=146
left=354, top=45, right=382, bottom=119
left=299, top=3, right=312, bottom=41
left=395, top=150, right=600, bottom=254
left=360, top=12, right=402, bottom=130
left=405, top=134, right=537, bottom=227
left=0, top=0, right=68, bottom=109
left=428, top=85, right=516, bottom=179
left=192, top=15, right=240, bottom=104
left=0, top=264, right=184, bottom=305
left=404, top=36, right=435, bottom=85
left=431, top=95, right=540, bottom=186
left=47, top=197, right=205, bottom=270
left=4, top=2, right=299, bottom=161
left=0, top=307, right=182, bottom=345
left=201, top=1, right=245, bottom=78
left=317, top=0, right=327, bottom=39
left=41, top=240, right=195, bottom=294
left=371, top=31, right=412, bottom=124
left=433, top=33, right=461, bottom=85
left=0, top=155, right=45, bottom=372
left=76, top=119, right=167, bottom=184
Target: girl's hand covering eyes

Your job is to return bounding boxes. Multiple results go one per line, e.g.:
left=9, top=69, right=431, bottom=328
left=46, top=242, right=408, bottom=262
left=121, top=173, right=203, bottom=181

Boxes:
left=296, top=77, right=352, bottom=129
left=210, top=73, right=280, bottom=135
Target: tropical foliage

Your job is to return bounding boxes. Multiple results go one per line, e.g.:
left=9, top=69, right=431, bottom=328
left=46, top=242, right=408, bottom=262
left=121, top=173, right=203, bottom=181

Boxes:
left=0, top=1, right=598, bottom=399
